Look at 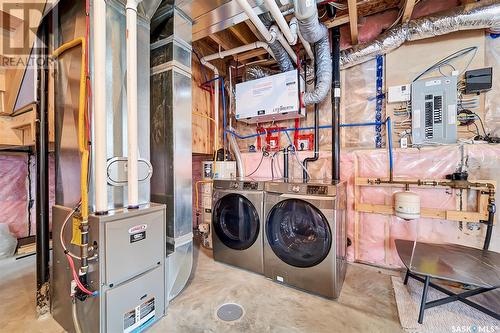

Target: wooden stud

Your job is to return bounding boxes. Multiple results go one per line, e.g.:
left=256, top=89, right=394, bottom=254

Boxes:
left=324, top=14, right=350, bottom=29
left=401, top=0, right=416, bottom=23
left=347, top=0, right=359, bottom=45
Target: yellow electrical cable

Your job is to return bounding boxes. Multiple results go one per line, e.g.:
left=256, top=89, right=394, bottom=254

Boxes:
left=53, top=38, right=88, bottom=220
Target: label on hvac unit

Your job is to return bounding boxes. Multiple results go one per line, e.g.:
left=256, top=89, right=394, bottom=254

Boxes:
left=130, top=231, right=146, bottom=243
left=123, top=297, right=155, bottom=333
left=252, top=81, right=273, bottom=97
left=447, top=105, right=457, bottom=125
left=413, top=109, right=421, bottom=129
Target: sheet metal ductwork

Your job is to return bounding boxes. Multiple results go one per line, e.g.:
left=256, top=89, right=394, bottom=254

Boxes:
left=341, top=0, right=500, bottom=69
left=293, top=3, right=332, bottom=106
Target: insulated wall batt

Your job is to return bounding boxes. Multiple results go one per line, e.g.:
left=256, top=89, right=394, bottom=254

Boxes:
left=240, top=143, right=500, bottom=268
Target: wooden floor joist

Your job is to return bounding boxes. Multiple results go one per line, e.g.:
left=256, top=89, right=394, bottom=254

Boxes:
left=347, top=0, right=359, bottom=45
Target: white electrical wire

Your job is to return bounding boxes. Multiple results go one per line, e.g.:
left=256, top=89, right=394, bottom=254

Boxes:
left=284, top=131, right=312, bottom=180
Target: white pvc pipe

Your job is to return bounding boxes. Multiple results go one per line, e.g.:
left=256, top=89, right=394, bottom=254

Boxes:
left=235, top=0, right=275, bottom=43
left=263, top=0, right=297, bottom=45
left=93, top=0, right=108, bottom=213
left=126, top=0, right=142, bottom=208
left=203, top=42, right=275, bottom=63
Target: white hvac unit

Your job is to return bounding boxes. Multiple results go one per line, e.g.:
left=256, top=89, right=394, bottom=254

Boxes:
left=235, top=69, right=305, bottom=123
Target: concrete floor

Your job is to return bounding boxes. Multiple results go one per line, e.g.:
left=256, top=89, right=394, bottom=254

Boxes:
left=0, top=245, right=403, bottom=333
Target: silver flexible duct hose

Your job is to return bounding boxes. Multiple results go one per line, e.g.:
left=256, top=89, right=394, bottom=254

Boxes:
left=259, top=12, right=295, bottom=72
left=269, top=33, right=295, bottom=72
left=341, top=0, right=500, bottom=69
left=228, top=127, right=245, bottom=177
left=297, top=12, right=332, bottom=105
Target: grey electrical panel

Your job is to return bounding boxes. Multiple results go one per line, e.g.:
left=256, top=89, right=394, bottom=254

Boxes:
left=411, top=76, right=458, bottom=145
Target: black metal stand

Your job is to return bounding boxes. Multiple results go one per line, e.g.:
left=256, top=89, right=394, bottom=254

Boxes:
left=403, top=269, right=500, bottom=324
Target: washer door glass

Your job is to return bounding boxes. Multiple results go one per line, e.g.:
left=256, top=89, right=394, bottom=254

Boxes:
left=213, top=193, right=260, bottom=250
left=266, top=199, right=331, bottom=268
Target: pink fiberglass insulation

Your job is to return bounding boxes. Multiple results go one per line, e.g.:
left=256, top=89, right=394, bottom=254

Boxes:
left=0, top=153, right=55, bottom=239
left=0, top=154, right=28, bottom=238
left=340, top=0, right=459, bottom=50
left=240, top=144, right=500, bottom=269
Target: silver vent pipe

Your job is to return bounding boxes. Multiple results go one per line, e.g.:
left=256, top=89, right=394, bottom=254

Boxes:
left=292, top=0, right=332, bottom=105
left=340, top=0, right=500, bottom=69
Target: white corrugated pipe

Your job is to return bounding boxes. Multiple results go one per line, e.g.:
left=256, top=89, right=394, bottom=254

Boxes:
left=93, top=0, right=107, bottom=213
left=293, top=0, right=332, bottom=105
left=126, top=0, right=143, bottom=208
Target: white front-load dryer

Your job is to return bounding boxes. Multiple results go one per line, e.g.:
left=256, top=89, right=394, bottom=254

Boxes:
left=264, top=180, right=347, bottom=299
left=212, top=178, right=266, bottom=274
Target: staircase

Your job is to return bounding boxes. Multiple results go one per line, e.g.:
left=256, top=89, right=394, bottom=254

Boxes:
left=0, top=1, right=52, bottom=148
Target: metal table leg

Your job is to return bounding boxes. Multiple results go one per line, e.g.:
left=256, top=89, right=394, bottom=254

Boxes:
left=418, top=275, right=430, bottom=324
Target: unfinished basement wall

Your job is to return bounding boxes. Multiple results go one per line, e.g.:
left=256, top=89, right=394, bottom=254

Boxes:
left=0, top=153, right=55, bottom=239
left=226, top=31, right=500, bottom=268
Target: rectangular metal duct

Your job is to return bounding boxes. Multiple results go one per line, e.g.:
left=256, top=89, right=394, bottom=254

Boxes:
left=150, top=6, right=193, bottom=300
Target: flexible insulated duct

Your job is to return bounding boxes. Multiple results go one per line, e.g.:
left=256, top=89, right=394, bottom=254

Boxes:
left=293, top=3, right=332, bottom=105
left=259, top=12, right=295, bottom=72
left=340, top=0, right=500, bottom=69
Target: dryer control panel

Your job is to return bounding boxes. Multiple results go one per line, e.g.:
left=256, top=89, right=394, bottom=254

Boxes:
left=307, top=185, right=328, bottom=195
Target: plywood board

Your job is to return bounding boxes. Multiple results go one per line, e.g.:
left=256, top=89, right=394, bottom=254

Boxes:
left=386, top=30, right=486, bottom=145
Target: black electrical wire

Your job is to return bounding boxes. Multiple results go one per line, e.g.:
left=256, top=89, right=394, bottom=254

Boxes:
left=413, top=47, right=477, bottom=82
left=246, top=150, right=265, bottom=177
left=472, top=112, right=487, bottom=137
left=27, top=152, right=33, bottom=237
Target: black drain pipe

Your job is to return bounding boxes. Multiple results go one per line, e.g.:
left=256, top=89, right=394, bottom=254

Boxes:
left=329, top=8, right=341, bottom=182
left=302, top=56, right=320, bottom=183
left=302, top=103, right=319, bottom=182
left=35, top=19, right=50, bottom=315
left=283, top=147, right=289, bottom=181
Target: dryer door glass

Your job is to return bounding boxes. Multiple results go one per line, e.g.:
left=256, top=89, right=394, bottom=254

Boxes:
left=266, top=199, right=331, bottom=268
left=213, top=193, right=260, bottom=250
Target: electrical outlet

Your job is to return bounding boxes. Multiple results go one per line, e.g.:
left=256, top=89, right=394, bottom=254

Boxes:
left=298, top=139, right=310, bottom=151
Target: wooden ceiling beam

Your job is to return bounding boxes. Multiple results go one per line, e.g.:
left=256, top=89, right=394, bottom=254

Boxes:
left=324, top=14, right=350, bottom=29
left=208, top=29, right=242, bottom=52
left=229, top=24, right=265, bottom=60
left=347, top=0, right=359, bottom=45
left=234, top=48, right=269, bottom=62
left=401, top=0, right=416, bottom=22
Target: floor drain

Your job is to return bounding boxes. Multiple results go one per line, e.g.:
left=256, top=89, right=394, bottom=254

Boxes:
left=216, top=303, right=244, bottom=322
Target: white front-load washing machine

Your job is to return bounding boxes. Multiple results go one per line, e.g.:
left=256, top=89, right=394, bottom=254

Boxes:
left=212, top=178, right=266, bottom=274
left=264, top=180, right=347, bottom=299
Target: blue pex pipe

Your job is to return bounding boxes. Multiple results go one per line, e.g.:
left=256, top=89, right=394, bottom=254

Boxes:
left=225, top=118, right=395, bottom=179
left=224, top=121, right=387, bottom=140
